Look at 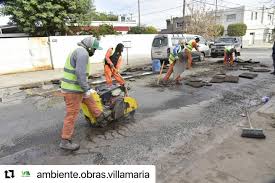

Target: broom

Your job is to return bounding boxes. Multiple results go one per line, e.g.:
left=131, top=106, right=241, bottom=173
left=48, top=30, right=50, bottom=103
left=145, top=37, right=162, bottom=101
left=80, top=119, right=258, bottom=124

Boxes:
left=241, top=109, right=266, bottom=139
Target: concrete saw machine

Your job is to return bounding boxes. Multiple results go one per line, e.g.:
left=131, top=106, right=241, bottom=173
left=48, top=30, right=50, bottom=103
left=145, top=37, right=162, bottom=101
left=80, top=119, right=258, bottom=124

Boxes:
left=81, top=85, right=138, bottom=127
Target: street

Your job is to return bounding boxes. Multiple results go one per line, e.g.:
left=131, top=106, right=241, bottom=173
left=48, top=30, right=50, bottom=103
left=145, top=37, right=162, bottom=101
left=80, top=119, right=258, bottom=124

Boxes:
left=0, top=48, right=274, bottom=182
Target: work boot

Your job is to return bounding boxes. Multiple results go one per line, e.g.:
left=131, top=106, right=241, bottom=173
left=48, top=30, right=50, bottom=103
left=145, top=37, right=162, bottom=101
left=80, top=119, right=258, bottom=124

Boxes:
left=59, top=139, right=80, bottom=151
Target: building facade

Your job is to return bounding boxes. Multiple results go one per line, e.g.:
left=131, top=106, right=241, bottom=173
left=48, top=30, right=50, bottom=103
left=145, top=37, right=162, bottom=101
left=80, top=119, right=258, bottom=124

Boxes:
left=161, top=16, right=191, bottom=34
left=216, top=6, right=275, bottom=45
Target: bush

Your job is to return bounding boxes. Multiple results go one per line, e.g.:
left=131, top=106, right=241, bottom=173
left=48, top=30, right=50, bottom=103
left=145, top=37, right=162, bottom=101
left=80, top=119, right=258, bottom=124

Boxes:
left=227, top=23, right=247, bottom=37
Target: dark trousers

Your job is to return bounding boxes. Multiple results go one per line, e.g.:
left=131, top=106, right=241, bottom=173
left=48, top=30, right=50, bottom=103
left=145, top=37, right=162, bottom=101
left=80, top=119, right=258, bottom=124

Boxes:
left=273, top=55, right=275, bottom=71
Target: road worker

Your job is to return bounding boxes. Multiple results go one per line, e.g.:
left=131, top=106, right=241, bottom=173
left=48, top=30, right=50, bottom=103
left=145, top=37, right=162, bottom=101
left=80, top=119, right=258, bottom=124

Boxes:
left=224, top=46, right=236, bottom=66
left=163, top=39, right=185, bottom=84
left=60, top=37, right=104, bottom=151
left=185, top=37, right=200, bottom=69
left=104, top=43, right=125, bottom=87
left=271, top=41, right=275, bottom=75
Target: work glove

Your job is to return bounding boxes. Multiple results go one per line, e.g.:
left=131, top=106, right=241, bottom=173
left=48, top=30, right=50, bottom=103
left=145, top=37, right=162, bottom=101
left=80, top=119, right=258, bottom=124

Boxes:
left=110, top=63, right=115, bottom=69
left=84, top=88, right=97, bottom=98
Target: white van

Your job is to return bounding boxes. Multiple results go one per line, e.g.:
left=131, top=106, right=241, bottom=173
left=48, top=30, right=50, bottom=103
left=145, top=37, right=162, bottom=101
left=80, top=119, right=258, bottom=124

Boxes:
left=151, top=34, right=210, bottom=63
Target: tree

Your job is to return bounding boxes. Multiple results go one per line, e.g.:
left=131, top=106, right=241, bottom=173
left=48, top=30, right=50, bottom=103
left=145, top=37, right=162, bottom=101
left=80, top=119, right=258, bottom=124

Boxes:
left=227, top=23, right=247, bottom=37
left=128, top=26, right=145, bottom=34
left=92, top=12, right=118, bottom=21
left=184, top=1, right=224, bottom=39
left=144, top=26, right=158, bottom=34
left=213, top=24, right=224, bottom=37
left=128, top=26, right=158, bottom=34
left=2, top=0, right=94, bottom=36
left=78, top=24, right=119, bottom=38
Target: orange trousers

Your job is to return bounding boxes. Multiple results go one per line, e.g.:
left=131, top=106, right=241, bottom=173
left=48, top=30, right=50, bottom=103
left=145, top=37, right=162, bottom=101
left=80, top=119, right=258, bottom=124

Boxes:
left=185, top=49, right=192, bottom=69
left=104, top=65, right=125, bottom=86
left=163, top=62, right=175, bottom=81
left=224, top=52, right=234, bottom=65
left=61, top=93, right=102, bottom=140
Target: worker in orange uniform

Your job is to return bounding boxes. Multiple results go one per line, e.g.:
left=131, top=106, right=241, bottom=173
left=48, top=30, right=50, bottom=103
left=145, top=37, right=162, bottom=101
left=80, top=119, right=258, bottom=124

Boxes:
left=224, top=46, right=236, bottom=66
left=104, top=43, right=125, bottom=87
left=163, top=40, right=185, bottom=84
left=185, top=37, right=200, bottom=69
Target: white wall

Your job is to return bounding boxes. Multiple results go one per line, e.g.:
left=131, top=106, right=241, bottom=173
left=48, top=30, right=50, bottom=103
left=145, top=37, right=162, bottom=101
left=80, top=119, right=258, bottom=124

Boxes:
left=50, top=34, right=156, bottom=73
left=0, top=37, right=52, bottom=75
left=0, top=34, right=156, bottom=75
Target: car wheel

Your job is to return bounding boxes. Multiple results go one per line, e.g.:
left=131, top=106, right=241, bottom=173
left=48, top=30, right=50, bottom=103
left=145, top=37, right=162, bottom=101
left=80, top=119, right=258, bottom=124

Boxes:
left=211, top=53, right=217, bottom=58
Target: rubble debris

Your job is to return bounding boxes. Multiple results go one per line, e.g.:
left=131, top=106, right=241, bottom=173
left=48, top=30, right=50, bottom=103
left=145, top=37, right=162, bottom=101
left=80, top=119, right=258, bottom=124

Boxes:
left=240, top=67, right=250, bottom=71
left=129, top=78, right=136, bottom=82
left=239, top=73, right=258, bottom=79
left=185, top=81, right=205, bottom=88
left=260, top=64, right=269, bottom=68
left=51, top=80, right=60, bottom=85
left=142, top=66, right=152, bottom=72
left=210, top=75, right=226, bottom=83
left=42, top=85, right=54, bottom=90
left=216, top=60, right=224, bottom=64
left=88, top=73, right=102, bottom=79
left=224, top=75, right=239, bottom=83
left=124, top=67, right=143, bottom=72
left=188, top=78, right=203, bottom=82
left=19, top=83, right=42, bottom=90
left=250, top=68, right=271, bottom=72
left=120, top=72, right=132, bottom=76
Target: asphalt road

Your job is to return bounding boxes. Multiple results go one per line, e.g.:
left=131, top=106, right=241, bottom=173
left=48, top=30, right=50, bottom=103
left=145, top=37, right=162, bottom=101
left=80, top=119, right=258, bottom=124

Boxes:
left=0, top=48, right=274, bottom=182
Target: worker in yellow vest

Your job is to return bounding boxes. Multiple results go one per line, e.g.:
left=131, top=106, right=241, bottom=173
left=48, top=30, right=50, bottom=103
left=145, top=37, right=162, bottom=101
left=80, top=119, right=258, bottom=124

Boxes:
left=185, top=37, right=200, bottom=69
left=163, top=39, right=185, bottom=84
left=224, top=46, right=236, bottom=66
left=60, top=37, right=104, bottom=151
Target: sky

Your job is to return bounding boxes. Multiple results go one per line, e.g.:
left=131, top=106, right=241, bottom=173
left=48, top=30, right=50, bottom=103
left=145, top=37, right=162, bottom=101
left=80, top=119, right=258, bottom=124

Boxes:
left=94, top=0, right=274, bottom=29
left=0, top=0, right=273, bottom=27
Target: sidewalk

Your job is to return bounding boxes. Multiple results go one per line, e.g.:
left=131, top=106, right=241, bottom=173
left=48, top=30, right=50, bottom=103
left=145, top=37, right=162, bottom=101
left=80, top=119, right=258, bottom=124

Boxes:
left=0, top=70, right=63, bottom=89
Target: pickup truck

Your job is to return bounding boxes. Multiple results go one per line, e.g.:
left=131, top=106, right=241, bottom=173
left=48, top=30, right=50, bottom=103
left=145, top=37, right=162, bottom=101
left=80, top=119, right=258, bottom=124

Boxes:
left=211, top=37, right=242, bottom=58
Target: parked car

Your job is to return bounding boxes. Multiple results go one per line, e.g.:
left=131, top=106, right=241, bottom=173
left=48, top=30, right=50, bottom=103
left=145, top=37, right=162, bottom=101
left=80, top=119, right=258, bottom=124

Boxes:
left=151, top=34, right=211, bottom=64
left=211, top=37, right=242, bottom=58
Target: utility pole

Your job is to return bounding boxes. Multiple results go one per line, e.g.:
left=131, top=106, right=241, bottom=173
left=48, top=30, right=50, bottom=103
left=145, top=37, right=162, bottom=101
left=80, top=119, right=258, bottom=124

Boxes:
left=138, top=0, right=141, bottom=27
left=183, top=0, right=186, bottom=32
left=215, top=0, right=218, bottom=24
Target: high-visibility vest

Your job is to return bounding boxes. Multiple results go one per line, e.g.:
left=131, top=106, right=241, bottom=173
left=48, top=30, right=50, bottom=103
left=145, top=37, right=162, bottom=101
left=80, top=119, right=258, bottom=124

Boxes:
left=186, top=40, right=196, bottom=52
left=61, top=48, right=90, bottom=92
left=224, top=46, right=232, bottom=53
left=105, top=48, right=121, bottom=67
left=169, top=45, right=182, bottom=64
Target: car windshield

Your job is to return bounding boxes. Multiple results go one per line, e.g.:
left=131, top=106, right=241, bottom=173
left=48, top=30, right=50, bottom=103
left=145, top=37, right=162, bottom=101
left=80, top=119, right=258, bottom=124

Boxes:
left=186, top=36, right=194, bottom=42
left=152, top=37, right=168, bottom=47
left=216, top=38, right=235, bottom=43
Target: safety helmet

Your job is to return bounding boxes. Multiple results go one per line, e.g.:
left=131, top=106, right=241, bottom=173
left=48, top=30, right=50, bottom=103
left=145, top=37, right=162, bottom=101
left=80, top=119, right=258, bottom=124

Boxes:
left=80, top=37, right=103, bottom=50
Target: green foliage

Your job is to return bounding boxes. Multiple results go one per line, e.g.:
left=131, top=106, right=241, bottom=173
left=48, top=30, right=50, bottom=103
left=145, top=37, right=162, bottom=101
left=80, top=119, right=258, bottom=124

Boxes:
left=144, top=26, right=158, bottom=34
left=213, top=24, right=224, bottom=37
left=2, top=0, right=93, bottom=36
left=128, top=26, right=158, bottom=34
left=78, top=24, right=119, bottom=38
left=128, top=26, right=144, bottom=34
left=92, top=12, right=118, bottom=21
left=227, top=23, right=247, bottom=37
